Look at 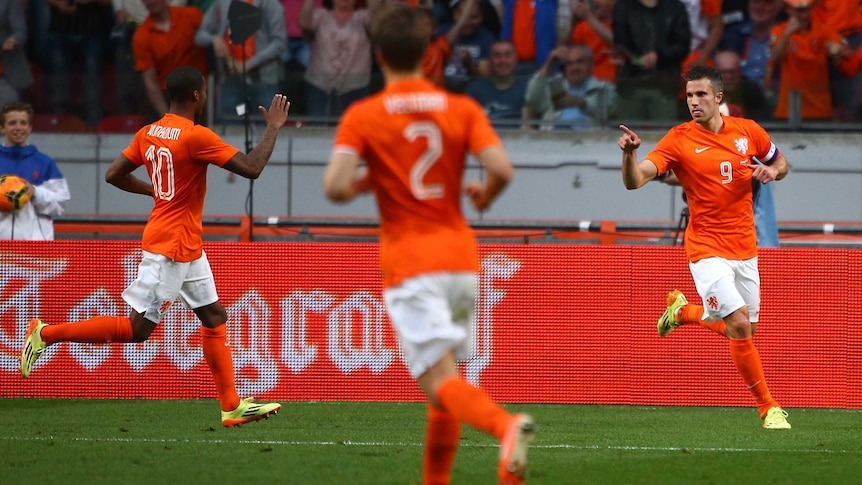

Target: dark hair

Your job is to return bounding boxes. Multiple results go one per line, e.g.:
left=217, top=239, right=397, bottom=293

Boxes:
left=166, top=66, right=205, bottom=103
left=685, top=64, right=724, bottom=94
left=1, top=101, right=34, bottom=124
left=418, top=5, right=437, bottom=24
left=369, top=3, right=429, bottom=72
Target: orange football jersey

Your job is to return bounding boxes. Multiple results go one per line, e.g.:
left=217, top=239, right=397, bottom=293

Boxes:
left=769, top=22, right=840, bottom=119
left=333, top=78, right=502, bottom=287
left=646, top=116, right=778, bottom=262
left=123, top=113, right=239, bottom=262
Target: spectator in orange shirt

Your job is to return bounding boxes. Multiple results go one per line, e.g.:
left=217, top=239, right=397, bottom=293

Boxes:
left=133, top=0, right=210, bottom=120
left=500, top=0, right=563, bottom=75
left=570, top=0, right=616, bottom=83
left=113, top=0, right=190, bottom=118
left=770, top=0, right=842, bottom=121
left=812, top=0, right=862, bottom=121
left=838, top=39, right=862, bottom=79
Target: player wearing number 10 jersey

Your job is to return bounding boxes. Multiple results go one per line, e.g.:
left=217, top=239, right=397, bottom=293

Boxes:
left=323, top=4, right=535, bottom=484
left=20, top=66, right=291, bottom=427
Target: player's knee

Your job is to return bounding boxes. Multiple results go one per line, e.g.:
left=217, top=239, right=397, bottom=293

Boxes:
left=724, top=309, right=752, bottom=335
left=130, top=321, right=156, bottom=342
left=195, top=302, right=228, bottom=328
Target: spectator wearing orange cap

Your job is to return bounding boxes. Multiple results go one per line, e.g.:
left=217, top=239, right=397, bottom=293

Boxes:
left=769, top=0, right=843, bottom=120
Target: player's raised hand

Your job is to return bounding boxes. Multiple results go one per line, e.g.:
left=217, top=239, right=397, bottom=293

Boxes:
left=618, top=124, right=641, bottom=153
left=260, top=94, right=291, bottom=129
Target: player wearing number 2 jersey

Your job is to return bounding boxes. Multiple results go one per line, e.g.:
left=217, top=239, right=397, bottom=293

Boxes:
left=20, top=66, right=291, bottom=427
left=323, top=4, right=535, bottom=484
left=619, top=64, right=791, bottom=430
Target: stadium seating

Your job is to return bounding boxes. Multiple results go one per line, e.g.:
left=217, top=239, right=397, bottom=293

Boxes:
left=31, top=113, right=88, bottom=133
left=96, top=114, right=146, bottom=134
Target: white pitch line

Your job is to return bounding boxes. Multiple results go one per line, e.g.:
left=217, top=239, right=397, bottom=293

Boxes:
left=1, top=436, right=859, bottom=454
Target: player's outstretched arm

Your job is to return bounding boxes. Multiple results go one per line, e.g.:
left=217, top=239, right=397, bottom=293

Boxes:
left=619, top=124, right=657, bottom=190
left=465, top=146, right=513, bottom=211
left=223, top=94, right=291, bottom=179
left=105, top=155, right=154, bottom=196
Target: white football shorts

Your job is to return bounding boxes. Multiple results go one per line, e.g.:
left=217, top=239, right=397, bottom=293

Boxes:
left=122, top=250, right=219, bottom=323
left=689, top=256, right=760, bottom=323
left=384, top=272, right=477, bottom=379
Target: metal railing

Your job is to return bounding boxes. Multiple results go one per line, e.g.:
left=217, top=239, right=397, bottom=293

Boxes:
left=53, top=215, right=862, bottom=247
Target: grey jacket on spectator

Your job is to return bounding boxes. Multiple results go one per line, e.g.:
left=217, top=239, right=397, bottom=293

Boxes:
left=524, top=72, right=616, bottom=128
left=0, top=0, right=33, bottom=91
left=194, top=0, right=287, bottom=84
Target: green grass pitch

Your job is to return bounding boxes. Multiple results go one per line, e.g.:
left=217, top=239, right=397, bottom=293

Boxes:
left=1, top=399, right=860, bottom=484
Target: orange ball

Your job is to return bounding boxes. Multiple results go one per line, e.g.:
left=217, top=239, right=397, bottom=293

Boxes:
left=0, top=174, right=31, bottom=211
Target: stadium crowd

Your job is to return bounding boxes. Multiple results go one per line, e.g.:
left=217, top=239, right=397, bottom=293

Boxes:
left=5, top=0, right=862, bottom=130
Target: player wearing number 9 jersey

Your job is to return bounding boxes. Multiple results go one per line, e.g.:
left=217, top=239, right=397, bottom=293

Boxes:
left=619, top=64, right=792, bottom=430
left=647, top=111, right=776, bottom=263
left=323, top=5, right=536, bottom=485
left=20, top=66, right=291, bottom=428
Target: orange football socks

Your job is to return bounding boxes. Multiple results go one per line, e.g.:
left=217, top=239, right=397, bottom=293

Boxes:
left=435, top=377, right=511, bottom=441
left=423, top=404, right=461, bottom=485
left=729, top=337, right=778, bottom=418
left=679, top=304, right=727, bottom=336
left=41, top=316, right=134, bottom=345
left=200, top=324, right=241, bottom=412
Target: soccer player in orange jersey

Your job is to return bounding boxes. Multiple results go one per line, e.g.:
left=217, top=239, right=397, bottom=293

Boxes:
left=618, top=64, right=792, bottom=430
left=322, top=4, right=535, bottom=484
left=20, top=66, right=291, bottom=428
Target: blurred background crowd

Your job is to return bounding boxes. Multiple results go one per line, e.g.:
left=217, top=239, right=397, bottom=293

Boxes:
left=3, top=0, right=862, bottom=131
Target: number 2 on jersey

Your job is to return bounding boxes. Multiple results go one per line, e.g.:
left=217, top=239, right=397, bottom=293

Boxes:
left=146, top=144, right=175, bottom=201
left=404, top=122, right=443, bottom=200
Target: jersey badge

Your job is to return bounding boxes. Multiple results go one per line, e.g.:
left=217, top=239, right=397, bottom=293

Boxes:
left=707, top=295, right=719, bottom=310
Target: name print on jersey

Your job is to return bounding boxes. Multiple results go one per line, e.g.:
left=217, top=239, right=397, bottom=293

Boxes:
left=383, top=92, right=448, bottom=114
left=147, top=124, right=182, bottom=141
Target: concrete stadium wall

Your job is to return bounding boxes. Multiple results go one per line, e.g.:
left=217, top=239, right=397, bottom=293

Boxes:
left=32, top=127, right=862, bottom=223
